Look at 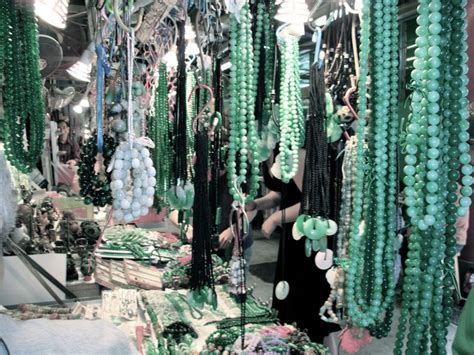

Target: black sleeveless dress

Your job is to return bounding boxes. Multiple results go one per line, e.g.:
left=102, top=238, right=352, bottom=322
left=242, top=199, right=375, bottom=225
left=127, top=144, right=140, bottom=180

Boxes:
left=264, top=168, right=339, bottom=343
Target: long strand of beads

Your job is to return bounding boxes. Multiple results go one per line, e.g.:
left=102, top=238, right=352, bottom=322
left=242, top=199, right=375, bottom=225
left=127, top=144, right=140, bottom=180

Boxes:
left=277, top=34, right=303, bottom=183
left=395, top=0, right=472, bottom=352
left=440, top=0, right=471, bottom=350
left=2, top=3, right=45, bottom=173
left=344, top=0, right=399, bottom=329
left=227, top=2, right=260, bottom=204
left=150, top=63, right=172, bottom=207
left=261, top=1, right=276, bottom=126
left=368, top=0, right=399, bottom=338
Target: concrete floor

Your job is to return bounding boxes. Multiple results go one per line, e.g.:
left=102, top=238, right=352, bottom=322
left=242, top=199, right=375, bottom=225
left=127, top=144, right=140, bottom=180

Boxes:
left=247, top=231, right=458, bottom=354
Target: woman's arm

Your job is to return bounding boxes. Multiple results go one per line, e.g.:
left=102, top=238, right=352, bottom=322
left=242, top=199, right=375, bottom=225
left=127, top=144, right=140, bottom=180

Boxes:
left=248, top=190, right=282, bottom=211
left=261, top=202, right=301, bottom=238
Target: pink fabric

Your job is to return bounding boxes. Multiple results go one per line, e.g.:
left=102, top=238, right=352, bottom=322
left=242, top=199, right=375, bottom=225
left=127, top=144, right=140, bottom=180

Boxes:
left=340, top=327, right=373, bottom=353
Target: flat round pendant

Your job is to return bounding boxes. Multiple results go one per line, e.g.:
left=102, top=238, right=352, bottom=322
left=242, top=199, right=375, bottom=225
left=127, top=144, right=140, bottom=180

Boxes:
left=275, top=280, right=290, bottom=300
left=292, top=223, right=304, bottom=240
left=315, top=249, right=334, bottom=270
left=326, top=219, right=338, bottom=236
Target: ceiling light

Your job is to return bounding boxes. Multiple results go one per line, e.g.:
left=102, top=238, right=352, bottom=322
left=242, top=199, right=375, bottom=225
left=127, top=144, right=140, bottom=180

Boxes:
left=72, top=104, right=83, bottom=114
left=275, top=0, right=310, bottom=25
left=66, top=42, right=95, bottom=82
left=35, top=0, right=69, bottom=29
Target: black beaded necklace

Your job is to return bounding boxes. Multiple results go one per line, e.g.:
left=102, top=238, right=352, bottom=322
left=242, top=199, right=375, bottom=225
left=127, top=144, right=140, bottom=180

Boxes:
left=301, top=62, right=329, bottom=219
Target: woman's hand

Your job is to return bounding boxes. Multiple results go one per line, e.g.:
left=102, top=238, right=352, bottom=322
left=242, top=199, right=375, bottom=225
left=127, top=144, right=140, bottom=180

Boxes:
left=261, top=212, right=281, bottom=239
left=219, top=227, right=234, bottom=249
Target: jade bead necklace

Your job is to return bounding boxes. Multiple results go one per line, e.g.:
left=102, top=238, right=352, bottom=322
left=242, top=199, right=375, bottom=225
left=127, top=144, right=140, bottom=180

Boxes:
left=227, top=1, right=260, bottom=204
left=277, top=33, right=304, bottom=183
left=149, top=63, right=173, bottom=209
left=395, top=0, right=472, bottom=353
left=344, top=0, right=399, bottom=331
left=1, top=2, right=45, bottom=174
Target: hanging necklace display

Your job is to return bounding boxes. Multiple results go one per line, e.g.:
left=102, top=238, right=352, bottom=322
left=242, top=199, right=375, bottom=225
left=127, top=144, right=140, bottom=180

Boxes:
left=149, top=63, right=173, bottom=209
left=227, top=1, right=260, bottom=204
left=109, top=27, right=156, bottom=224
left=79, top=43, right=117, bottom=208
left=78, top=134, right=117, bottom=207
left=343, top=0, right=399, bottom=333
left=166, top=20, right=195, bottom=212
left=1, top=2, right=46, bottom=174
left=295, top=54, right=337, bottom=267
left=209, top=57, right=223, bottom=249
left=188, top=88, right=217, bottom=309
left=276, top=26, right=304, bottom=183
left=395, top=0, right=472, bottom=352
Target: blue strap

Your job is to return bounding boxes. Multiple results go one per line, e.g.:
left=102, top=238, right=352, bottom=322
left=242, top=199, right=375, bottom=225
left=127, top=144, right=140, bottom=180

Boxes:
left=312, top=27, right=323, bottom=68
left=96, top=44, right=110, bottom=153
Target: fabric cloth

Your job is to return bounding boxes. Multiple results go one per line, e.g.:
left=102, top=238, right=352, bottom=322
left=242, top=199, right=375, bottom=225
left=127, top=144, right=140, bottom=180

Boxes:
left=0, top=315, right=138, bottom=355
left=453, top=289, right=474, bottom=355
left=264, top=167, right=339, bottom=343
left=58, top=136, right=80, bottom=164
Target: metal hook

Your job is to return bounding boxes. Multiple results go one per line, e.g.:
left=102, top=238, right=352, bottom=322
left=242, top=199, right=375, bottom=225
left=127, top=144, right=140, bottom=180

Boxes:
left=343, top=74, right=358, bottom=120
left=113, top=0, right=145, bottom=34
left=276, top=23, right=291, bottom=42
left=188, top=83, right=215, bottom=134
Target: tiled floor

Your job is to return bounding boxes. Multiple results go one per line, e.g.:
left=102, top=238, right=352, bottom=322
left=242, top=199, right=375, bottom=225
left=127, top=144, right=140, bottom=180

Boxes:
left=247, top=232, right=458, bottom=354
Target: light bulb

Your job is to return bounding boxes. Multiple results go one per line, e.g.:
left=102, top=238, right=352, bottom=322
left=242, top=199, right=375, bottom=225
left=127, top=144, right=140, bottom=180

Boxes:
left=162, top=48, right=178, bottom=69
left=35, top=0, right=69, bottom=29
left=66, top=42, right=95, bottom=82
left=72, top=104, right=83, bottom=114
left=186, top=41, right=200, bottom=57
left=275, top=0, right=310, bottom=25
left=80, top=97, right=90, bottom=108
left=184, top=18, right=196, bottom=41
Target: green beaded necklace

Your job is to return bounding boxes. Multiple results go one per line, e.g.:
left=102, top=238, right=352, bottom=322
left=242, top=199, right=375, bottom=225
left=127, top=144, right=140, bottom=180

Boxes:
left=1, top=2, right=45, bottom=174
left=149, top=63, right=173, bottom=208
left=227, top=2, right=260, bottom=204
left=395, top=0, right=472, bottom=352
left=344, top=0, right=399, bottom=330
left=277, top=33, right=304, bottom=183
left=78, top=134, right=116, bottom=207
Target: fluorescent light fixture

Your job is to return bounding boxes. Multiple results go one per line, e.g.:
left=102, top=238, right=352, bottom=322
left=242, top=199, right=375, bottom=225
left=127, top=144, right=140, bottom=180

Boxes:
left=275, top=0, right=310, bottom=25
left=72, top=104, right=83, bottom=114
left=66, top=42, right=95, bottom=82
left=35, top=0, right=69, bottom=29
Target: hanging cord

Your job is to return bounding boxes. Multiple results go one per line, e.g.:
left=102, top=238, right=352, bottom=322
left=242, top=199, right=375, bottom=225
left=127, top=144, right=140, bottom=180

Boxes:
left=126, top=29, right=135, bottom=144
left=96, top=44, right=110, bottom=153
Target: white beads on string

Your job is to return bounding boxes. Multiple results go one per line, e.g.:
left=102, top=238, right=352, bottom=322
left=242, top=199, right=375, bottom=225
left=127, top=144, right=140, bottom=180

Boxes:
left=109, top=142, right=156, bottom=223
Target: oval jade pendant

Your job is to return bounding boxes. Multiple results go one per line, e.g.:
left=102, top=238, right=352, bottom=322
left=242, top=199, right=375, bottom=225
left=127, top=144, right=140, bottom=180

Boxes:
left=292, top=223, right=304, bottom=241
left=275, top=280, right=290, bottom=300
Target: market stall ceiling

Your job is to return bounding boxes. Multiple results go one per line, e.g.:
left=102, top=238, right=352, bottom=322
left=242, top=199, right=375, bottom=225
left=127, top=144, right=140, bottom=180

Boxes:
left=39, top=0, right=88, bottom=81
